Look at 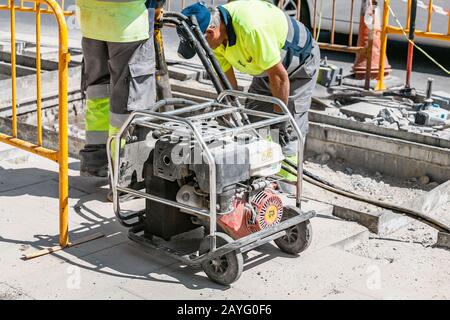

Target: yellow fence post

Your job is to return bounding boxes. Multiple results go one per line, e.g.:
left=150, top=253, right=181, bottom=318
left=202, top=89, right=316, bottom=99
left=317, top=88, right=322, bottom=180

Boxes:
left=45, top=0, right=70, bottom=248
left=10, top=0, right=17, bottom=137
left=36, top=2, right=42, bottom=146
left=375, top=0, right=390, bottom=91
left=426, top=0, right=433, bottom=33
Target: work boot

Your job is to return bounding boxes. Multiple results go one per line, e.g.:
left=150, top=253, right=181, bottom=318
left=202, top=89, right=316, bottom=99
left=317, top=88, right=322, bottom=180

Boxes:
left=79, top=144, right=109, bottom=178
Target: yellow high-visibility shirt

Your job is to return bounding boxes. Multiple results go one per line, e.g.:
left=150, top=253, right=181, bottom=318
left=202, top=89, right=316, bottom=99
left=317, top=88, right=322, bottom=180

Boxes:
left=75, top=0, right=149, bottom=42
left=213, top=0, right=288, bottom=76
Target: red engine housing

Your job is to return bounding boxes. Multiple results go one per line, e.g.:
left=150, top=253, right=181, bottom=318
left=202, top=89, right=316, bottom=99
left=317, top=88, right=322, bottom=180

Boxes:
left=218, top=189, right=284, bottom=240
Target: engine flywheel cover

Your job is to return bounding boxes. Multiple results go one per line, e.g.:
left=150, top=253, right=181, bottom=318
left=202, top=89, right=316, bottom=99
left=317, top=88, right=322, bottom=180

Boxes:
left=250, top=189, right=283, bottom=231
left=263, top=204, right=279, bottom=226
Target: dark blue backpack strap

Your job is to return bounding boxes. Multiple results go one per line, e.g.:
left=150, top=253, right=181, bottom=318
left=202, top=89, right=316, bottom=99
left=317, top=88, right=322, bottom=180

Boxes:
left=282, top=17, right=313, bottom=70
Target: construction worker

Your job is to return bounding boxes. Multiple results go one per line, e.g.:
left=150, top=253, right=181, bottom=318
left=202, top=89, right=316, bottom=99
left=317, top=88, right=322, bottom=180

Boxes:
left=75, top=0, right=156, bottom=177
left=177, top=0, right=320, bottom=181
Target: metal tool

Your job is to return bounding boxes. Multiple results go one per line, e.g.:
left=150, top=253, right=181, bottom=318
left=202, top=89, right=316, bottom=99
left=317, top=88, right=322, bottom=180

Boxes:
left=414, top=78, right=450, bottom=127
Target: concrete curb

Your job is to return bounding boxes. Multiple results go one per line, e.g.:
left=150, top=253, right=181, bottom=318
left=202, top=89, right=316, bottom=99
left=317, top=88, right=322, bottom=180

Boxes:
left=333, top=206, right=410, bottom=237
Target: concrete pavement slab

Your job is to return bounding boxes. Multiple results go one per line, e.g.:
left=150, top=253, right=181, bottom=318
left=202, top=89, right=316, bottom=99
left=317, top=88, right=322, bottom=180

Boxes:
left=342, top=239, right=450, bottom=299
left=4, top=147, right=448, bottom=299
left=228, top=246, right=375, bottom=299
left=338, top=102, right=386, bottom=120
left=243, top=216, right=368, bottom=267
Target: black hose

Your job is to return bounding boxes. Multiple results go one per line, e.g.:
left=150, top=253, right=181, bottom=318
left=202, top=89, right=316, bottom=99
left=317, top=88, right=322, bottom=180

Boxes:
left=162, top=15, right=225, bottom=94
left=281, top=162, right=450, bottom=233
left=163, top=12, right=249, bottom=125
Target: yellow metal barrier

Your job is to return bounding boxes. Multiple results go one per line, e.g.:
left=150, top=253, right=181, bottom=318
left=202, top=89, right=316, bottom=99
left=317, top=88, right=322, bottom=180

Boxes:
left=376, top=0, right=450, bottom=90
left=0, top=0, right=103, bottom=259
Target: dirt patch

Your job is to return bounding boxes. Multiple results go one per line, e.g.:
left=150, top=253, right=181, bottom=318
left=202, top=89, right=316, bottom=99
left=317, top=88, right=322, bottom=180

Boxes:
left=0, top=283, right=28, bottom=300
left=302, top=152, right=450, bottom=246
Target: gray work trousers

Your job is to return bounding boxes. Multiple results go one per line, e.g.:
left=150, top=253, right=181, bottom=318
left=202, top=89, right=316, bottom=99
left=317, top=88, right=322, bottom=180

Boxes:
left=81, top=36, right=156, bottom=146
left=246, top=44, right=321, bottom=156
left=79, top=36, right=156, bottom=173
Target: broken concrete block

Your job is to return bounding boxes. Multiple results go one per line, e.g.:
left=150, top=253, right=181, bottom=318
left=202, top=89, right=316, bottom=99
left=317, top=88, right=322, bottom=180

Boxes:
left=436, top=232, right=450, bottom=250
left=168, top=65, right=199, bottom=81
left=404, top=180, right=450, bottom=227
left=344, top=167, right=354, bottom=174
left=340, top=102, right=385, bottom=120
left=315, top=153, right=331, bottom=163
left=378, top=107, right=403, bottom=124
left=419, top=175, right=430, bottom=185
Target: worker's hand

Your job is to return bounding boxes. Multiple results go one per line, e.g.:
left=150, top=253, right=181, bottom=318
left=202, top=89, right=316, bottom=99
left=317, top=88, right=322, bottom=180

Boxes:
left=278, top=123, right=297, bottom=148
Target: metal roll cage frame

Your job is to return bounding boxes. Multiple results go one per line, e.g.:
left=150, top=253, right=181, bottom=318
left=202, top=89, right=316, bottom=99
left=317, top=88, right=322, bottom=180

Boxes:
left=106, top=12, right=311, bottom=264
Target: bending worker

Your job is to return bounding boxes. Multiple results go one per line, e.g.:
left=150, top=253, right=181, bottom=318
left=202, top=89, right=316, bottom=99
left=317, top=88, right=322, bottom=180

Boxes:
left=178, top=0, right=320, bottom=180
left=75, top=0, right=157, bottom=177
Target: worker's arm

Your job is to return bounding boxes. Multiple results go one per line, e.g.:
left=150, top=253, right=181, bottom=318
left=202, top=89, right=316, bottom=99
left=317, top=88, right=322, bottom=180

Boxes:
left=266, top=62, right=289, bottom=113
left=225, top=67, right=238, bottom=90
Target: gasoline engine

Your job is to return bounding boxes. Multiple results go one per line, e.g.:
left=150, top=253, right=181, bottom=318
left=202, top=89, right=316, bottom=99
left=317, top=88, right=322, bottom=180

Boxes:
left=119, top=118, right=288, bottom=241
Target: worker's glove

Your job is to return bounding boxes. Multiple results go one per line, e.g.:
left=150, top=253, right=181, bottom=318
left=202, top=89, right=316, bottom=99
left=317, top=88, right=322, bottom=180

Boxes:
left=280, top=124, right=298, bottom=148
left=272, top=120, right=297, bottom=149
left=272, top=108, right=297, bottom=148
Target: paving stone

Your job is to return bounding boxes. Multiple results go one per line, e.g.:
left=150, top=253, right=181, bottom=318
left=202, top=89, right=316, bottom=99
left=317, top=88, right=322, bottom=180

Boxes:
left=340, top=102, right=386, bottom=120
left=168, top=65, right=201, bottom=81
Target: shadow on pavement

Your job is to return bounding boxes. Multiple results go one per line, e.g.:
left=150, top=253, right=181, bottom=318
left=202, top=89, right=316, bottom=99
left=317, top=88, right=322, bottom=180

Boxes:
left=0, top=165, right=109, bottom=199
left=0, top=176, right=302, bottom=292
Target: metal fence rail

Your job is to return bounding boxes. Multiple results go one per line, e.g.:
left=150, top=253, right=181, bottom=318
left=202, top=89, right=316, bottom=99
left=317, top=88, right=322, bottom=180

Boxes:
left=0, top=0, right=102, bottom=259
left=376, top=0, right=450, bottom=90
left=308, top=0, right=366, bottom=54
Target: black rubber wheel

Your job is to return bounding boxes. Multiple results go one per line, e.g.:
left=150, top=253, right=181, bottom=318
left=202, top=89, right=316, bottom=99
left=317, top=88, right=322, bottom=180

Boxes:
left=199, top=232, right=244, bottom=286
left=275, top=219, right=312, bottom=255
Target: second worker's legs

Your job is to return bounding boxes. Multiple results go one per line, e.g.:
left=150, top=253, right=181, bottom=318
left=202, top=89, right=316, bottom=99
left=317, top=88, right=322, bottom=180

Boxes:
left=79, top=38, right=111, bottom=177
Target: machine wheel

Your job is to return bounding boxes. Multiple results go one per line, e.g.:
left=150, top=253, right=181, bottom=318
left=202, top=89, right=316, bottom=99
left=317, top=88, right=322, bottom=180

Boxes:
left=199, top=232, right=244, bottom=286
left=275, top=219, right=312, bottom=255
